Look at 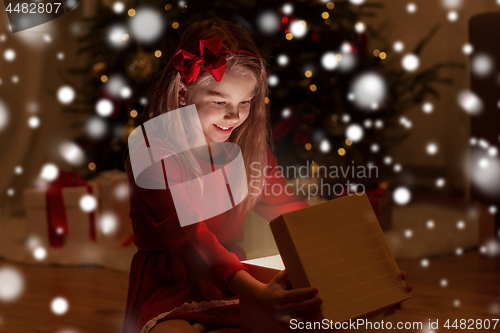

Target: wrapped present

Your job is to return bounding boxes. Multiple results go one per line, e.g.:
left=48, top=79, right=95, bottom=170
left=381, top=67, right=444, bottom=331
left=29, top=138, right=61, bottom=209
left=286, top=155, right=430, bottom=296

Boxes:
left=242, top=193, right=410, bottom=333
left=23, top=170, right=99, bottom=248
left=91, top=169, right=134, bottom=247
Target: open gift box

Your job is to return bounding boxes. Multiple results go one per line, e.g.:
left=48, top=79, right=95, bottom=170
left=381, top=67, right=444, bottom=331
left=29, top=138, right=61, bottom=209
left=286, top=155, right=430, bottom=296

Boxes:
left=240, top=193, right=411, bottom=332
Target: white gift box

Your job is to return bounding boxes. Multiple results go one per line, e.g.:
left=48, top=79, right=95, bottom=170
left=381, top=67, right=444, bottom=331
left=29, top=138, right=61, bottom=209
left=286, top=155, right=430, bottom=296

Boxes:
left=91, top=169, right=134, bottom=246
left=23, top=181, right=100, bottom=249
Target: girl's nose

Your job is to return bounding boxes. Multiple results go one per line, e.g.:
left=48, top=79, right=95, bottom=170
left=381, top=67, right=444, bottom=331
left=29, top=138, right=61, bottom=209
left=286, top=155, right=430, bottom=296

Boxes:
left=224, top=107, right=240, bottom=122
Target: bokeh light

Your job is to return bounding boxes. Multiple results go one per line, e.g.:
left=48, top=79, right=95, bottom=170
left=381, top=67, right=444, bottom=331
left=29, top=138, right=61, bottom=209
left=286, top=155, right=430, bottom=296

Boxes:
left=79, top=195, right=97, bottom=213
left=0, top=267, right=24, bottom=302
left=40, top=163, right=59, bottom=181
left=129, top=8, right=164, bottom=44
left=57, top=86, right=75, bottom=104
left=393, top=187, right=411, bottom=205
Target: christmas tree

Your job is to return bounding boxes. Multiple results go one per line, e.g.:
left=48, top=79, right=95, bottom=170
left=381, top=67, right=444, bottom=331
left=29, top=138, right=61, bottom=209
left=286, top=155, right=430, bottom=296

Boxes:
left=67, top=0, right=463, bottom=198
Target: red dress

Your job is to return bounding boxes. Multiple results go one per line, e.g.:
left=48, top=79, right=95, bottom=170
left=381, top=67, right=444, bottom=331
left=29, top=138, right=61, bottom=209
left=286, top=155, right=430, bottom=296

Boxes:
left=122, top=143, right=308, bottom=333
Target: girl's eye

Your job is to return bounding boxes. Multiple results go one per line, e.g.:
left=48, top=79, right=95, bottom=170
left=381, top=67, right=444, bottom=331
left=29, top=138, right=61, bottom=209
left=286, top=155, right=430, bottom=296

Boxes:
left=213, top=100, right=252, bottom=106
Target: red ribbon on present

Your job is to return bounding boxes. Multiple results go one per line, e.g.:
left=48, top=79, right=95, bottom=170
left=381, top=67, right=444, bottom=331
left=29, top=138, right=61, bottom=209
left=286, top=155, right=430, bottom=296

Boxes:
left=45, top=169, right=96, bottom=247
left=172, top=36, right=258, bottom=83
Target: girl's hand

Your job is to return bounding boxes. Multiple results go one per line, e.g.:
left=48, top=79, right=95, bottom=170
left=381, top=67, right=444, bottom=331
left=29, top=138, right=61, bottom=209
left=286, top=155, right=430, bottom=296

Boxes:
left=394, top=270, right=413, bottom=311
left=255, top=269, right=323, bottom=319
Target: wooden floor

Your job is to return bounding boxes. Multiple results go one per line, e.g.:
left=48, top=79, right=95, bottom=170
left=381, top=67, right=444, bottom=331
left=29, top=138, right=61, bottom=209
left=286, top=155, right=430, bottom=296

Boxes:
left=0, top=249, right=498, bottom=333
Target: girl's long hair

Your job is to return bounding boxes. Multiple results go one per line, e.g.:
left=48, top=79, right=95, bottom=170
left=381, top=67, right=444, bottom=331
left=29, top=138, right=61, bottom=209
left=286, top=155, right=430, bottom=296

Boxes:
left=124, top=17, right=271, bottom=216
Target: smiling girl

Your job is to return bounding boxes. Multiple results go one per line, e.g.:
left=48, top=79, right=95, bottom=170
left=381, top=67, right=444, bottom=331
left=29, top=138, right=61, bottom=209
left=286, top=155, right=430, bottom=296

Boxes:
left=122, top=18, right=323, bottom=333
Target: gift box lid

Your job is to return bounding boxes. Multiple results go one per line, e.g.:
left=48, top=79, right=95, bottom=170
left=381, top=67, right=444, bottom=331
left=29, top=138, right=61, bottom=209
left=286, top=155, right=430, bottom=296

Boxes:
left=269, top=192, right=411, bottom=324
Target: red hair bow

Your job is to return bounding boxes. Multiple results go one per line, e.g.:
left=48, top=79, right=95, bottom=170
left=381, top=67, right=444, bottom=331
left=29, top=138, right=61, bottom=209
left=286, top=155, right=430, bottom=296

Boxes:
left=173, top=36, right=227, bottom=83
left=172, top=36, right=257, bottom=83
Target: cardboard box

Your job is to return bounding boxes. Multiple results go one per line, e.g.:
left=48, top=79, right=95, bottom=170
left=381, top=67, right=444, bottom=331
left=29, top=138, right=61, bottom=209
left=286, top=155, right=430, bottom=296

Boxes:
left=240, top=193, right=410, bottom=332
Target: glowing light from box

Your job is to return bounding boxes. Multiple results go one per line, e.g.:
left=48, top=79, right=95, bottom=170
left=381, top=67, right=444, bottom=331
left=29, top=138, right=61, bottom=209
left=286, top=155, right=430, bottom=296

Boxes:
left=113, top=1, right=125, bottom=13
left=0, top=267, right=24, bottom=302
left=86, top=117, right=107, bottom=139
left=345, top=124, right=363, bottom=142
left=402, top=54, right=419, bottom=72
left=28, top=116, right=40, bottom=128
left=40, top=163, right=59, bottom=181
left=277, top=54, right=289, bottom=66
left=99, top=212, right=118, bottom=235
left=59, top=141, right=85, bottom=166
left=458, top=90, right=483, bottom=115
left=393, top=187, right=411, bottom=205
left=33, top=247, right=47, bottom=260
left=51, top=297, right=69, bottom=315
left=129, top=8, right=164, bottom=43
left=79, top=195, right=97, bottom=213
left=456, top=220, right=465, bottom=229
left=462, top=43, right=473, bottom=55
left=57, top=86, right=75, bottom=104
left=3, top=49, right=15, bottom=61
left=393, top=41, right=404, bottom=52
left=96, top=99, right=114, bottom=117
left=426, top=143, right=438, bottom=155
left=257, top=11, right=280, bottom=35
left=440, top=279, right=448, bottom=287
left=268, top=75, right=279, bottom=87
left=426, top=220, right=435, bottom=229
left=422, top=102, right=433, bottom=114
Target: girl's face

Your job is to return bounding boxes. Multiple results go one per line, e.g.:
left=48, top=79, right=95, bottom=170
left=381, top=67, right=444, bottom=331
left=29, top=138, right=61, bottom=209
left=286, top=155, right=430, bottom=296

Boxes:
left=179, top=70, right=257, bottom=143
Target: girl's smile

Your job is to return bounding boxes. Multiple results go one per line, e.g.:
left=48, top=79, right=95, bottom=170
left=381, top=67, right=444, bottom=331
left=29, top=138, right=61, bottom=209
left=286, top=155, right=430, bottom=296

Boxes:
left=178, top=70, right=257, bottom=143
